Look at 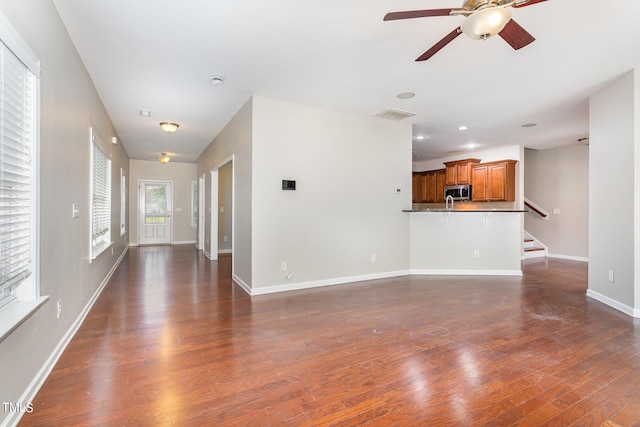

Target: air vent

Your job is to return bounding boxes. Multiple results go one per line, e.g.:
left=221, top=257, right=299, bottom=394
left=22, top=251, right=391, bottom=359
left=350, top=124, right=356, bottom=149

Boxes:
left=374, top=108, right=416, bottom=121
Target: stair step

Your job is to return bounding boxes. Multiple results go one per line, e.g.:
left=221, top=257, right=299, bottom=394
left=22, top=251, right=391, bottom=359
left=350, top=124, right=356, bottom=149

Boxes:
left=524, top=247, right=545, bottom=252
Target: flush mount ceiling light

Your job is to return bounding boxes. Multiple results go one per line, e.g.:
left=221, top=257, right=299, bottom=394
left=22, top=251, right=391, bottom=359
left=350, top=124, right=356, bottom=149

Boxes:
left=460, top=6, right=512, bottom=40
left=458, top=125, right=469, bottom=131
left=211, top=77, right=224, bottom=85
left=140, top=109, right=151, bottom=117
left=158, top=153, right=171, bottom=164
left=396, top=92, right=415, bottom=99
left=159, top=122, right=180, bottom=133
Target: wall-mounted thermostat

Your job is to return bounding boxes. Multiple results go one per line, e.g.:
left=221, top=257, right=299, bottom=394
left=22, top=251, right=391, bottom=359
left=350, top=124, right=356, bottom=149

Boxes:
left=282, top=180, right=296, bottom=190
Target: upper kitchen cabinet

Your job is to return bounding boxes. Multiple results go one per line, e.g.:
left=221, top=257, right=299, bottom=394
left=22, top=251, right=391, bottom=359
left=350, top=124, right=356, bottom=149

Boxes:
left=412, top=169, right=445, bottom=203
left=444, top=159, right=481, bottom=185
left=471, top=160, right=517, bottom=202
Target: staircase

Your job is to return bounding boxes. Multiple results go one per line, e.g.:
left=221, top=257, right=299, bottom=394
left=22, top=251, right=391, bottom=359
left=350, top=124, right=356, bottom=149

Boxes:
left=524, top=232, right=547, bottom=259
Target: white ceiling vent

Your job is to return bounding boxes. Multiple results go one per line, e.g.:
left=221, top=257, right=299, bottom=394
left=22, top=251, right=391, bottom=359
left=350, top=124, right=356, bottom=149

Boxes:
left=374, top=108, right=416, bottom=121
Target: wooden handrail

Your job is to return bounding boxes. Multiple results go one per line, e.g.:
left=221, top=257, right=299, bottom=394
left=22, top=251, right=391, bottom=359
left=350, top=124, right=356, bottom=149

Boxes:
left=524, top=198, right=549, bottom=219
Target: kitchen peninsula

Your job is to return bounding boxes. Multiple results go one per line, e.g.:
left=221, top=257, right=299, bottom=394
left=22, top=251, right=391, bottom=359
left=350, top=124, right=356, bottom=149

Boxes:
left=409, top=155, right=525, bottom=275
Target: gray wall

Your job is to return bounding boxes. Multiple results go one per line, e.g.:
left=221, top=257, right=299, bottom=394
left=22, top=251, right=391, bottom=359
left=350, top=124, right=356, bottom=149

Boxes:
left=0, top=1, right=129, bottom=425
left=128, top=159, right=197, bottom=245
left=588, top=69, right=638, bottom=314
left=197, top=97, right=253, bottom=286
left=524, top=145, right=589, bottom=260
left=218, top=163, right=233, bottom=253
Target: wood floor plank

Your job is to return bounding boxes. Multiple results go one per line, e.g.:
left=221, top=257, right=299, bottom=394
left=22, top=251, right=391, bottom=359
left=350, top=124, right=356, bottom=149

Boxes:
left=17, top=247, right=640, bottom=426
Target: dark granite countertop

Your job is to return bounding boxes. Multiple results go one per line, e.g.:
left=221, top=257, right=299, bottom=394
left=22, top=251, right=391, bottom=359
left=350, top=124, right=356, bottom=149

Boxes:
left=403, top=209, right=529, bottom=213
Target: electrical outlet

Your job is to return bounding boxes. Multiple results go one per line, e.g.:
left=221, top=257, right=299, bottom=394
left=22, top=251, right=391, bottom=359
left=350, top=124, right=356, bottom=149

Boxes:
left=281, top=261, right=288, bottom=271
left=370, top=253, right=377, bottom=262
left=220, top=206, right=225, bottom=213
left=474, top=249, right=480, bottom=258
left=608, top=270, right=614, bottom=282
left=57, top=300, right=62, bottom=319
left=223, top=236, right=228, bottom=242
left=552, top=208, right=560, bottom=215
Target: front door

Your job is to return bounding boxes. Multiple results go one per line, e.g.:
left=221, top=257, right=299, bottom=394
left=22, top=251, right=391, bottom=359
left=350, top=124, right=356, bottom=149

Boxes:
left=138, top=181, right=172, bottom=245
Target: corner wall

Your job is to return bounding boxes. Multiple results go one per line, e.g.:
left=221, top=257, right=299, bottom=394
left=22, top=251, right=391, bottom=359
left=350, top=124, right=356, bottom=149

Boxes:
left=588, top=69, right=638, bottom=316
left=197, top=97, right=253, bottom=288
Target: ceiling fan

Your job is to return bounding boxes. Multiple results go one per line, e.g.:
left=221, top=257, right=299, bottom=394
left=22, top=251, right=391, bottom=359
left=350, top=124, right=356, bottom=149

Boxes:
left=384, top=0, right=547, bottom=62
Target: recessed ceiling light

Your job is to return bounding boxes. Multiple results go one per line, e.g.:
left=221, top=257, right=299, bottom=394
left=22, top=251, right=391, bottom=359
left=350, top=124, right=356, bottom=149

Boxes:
left=467, top=143, right=476, bottom=149
left=211, top=77, right=224, bottom=85
left=397, top=92, right=415, bottom=99
left=458, top=125, right=469, bottom=131
left=415, top=135, right=426, bottom=140
left=140, top=109, right=151, bottom=117
left=521, top=123, right=538, bottom=128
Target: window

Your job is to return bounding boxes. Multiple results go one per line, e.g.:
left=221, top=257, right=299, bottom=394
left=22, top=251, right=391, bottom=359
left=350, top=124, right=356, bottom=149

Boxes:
left=0, top=10, right=44, bottom=340
left=120, top=168, right=126, bottom=236
left=90, top=129, right=111, bottom=259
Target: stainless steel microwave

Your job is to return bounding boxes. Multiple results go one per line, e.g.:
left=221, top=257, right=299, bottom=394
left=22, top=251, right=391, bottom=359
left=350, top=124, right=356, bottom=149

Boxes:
left=444, top=184, right=472, bottom=201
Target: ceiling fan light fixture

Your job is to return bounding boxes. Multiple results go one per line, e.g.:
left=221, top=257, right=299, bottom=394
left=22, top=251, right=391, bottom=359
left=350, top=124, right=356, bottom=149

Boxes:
left=159, top=122, right=180, bottom=133
left=460, top=7, right=512, bottom=40
left=158, top=153, right=171, bottom=164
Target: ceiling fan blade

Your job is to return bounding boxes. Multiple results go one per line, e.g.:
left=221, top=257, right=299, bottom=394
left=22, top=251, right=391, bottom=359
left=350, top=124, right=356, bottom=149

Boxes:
left=513, top=0, right=547, bottom=8
left=416, top=27, right=462, bottom=62
left=499, top=19, right=535, bottom=50
left=384, top=9, right=459, bottom=21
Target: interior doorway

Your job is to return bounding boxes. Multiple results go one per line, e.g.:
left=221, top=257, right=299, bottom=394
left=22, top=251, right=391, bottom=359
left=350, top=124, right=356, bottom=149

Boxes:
left=198, top=174, right=205, bottom=250
left=208, top=157, right=234, bottom=265
left=138, top=180, right=173, bottom=245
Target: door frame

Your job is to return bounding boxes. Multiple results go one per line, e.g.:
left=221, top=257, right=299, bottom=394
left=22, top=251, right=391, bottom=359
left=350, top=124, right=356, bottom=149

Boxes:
left=198, top=174, right=205, bottom=250
left=208, top=156, right=234, bottom=272
left=137, top=179, right=173, bottom=245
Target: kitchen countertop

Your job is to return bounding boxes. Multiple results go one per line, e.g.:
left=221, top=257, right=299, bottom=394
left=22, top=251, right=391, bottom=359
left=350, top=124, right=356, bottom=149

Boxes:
left=403, top=209, right=529, bottom=213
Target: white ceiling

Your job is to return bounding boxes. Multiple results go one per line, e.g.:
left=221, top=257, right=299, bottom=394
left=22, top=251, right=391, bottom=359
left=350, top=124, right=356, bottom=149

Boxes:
left=51, top=0, right=640, bottom=162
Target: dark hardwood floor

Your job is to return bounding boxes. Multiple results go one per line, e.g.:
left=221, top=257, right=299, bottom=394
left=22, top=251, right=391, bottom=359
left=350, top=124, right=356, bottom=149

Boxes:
left=20, top=246, right=640, bottom=426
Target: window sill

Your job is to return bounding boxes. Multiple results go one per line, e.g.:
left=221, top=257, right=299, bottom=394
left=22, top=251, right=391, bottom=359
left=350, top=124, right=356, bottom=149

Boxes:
left=0, top=296, right=49, bottom=343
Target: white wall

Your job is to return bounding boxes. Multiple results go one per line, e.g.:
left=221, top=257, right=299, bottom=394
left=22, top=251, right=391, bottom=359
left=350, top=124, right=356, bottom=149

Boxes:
left=0, top=2, right=129, bottom=425
left=410, top=212, right=522, bottom=274
left=251, top=96, right=412, bottom=291
left=524, top=145, right=589, bottom=260
left=128, top=160, right=197, bottom=245
left=588, top=69, right=638, bottom=315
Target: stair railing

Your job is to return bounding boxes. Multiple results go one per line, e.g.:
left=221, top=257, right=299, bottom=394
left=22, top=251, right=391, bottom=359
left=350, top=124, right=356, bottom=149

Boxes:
left=524, top=197, right=549, bottom=220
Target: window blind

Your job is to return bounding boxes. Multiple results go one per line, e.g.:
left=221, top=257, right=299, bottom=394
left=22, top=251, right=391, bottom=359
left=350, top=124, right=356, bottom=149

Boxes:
left=0, top=43, right=36, bottom=308
left=90, top=135, right=111, bottom=258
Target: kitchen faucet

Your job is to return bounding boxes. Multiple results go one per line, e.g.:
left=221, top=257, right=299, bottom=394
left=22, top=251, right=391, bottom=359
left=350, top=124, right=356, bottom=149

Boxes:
left=445, top=195, right=454, bottom=211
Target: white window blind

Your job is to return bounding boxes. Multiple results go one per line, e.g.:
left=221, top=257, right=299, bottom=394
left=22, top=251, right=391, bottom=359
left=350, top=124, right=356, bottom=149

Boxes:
left=90, top=132, right=111, bottom=259
left=0, top=43, right=36, bottom=308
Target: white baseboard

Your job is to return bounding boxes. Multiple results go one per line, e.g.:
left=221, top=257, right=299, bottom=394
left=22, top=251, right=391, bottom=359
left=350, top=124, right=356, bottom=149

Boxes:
left=232, top=274, right=252, bottom=295
left=547, top=253, right=589, bottom=262
left=249, top=270, right=411, bottom=296
left=411, top=269, right=523, bottom=276
left=4, top=247, right=129, bottom=427
left=586, top=289, right=640, bottom=318
left=172, top=240, right=196, bottom=245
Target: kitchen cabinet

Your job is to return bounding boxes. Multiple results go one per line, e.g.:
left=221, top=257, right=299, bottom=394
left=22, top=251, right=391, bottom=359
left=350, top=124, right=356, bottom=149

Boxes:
left=412, top=169, right=445, bottom=203
left=471, top=160, right=517, bottom=202
left=444, top=159, right=481, bottom=185
left=435, top=169, right=446, bottom=202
